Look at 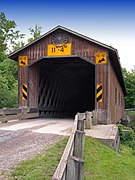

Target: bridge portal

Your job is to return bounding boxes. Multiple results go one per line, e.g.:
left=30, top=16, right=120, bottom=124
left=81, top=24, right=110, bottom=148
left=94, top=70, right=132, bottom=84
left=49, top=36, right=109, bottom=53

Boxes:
left=30, top=57, right=95, bottom=117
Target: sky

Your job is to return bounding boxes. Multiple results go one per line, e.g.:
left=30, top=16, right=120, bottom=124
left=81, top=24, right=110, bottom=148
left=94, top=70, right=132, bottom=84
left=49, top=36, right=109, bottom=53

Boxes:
left=1, top=0, right=135, bottom=70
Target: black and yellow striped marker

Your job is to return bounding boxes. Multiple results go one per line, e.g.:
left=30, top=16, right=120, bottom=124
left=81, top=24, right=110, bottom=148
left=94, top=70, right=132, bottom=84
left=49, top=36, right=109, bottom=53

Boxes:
left=22, top=84, right=27, bottom=100
left=96, top=84, right=103, bottom=102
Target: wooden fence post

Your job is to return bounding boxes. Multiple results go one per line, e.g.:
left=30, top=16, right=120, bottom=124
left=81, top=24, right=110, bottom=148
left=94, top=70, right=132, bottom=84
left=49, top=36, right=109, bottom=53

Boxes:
left=20, top=106, right=28, bottom=120
left=73, top=130, right=85, bottom=159
left=77, top=120, right=84, bottom=131
left=85, top=111, right=93, bottom=129
left=66, top=156, right=84, bottom=180
left=77, top=112, right=85, bottom=131
left=1, top=108, right=7, bottom=123
left=66, top=156, right=75, bottom=180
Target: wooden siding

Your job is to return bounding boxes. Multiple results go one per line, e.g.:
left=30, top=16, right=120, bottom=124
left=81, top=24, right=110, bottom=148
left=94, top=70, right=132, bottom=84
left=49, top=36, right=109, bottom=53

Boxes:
left=29, top=64, right=39, bottom=108
left=96, top=64, right=107, bottom=110
left=108, top=60, right=125, bottom=123
left=18, top=65, right=28, bottom=107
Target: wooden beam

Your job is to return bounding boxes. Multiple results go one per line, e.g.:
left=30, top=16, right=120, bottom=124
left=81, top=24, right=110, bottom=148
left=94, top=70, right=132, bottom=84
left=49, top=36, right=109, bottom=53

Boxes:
left=73, top=130, right=85, bottom=159
left=39, top=78, right=50, bottom=107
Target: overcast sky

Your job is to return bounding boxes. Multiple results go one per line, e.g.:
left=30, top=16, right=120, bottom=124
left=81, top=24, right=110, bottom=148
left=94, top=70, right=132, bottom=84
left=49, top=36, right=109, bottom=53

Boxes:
left=1, top=0, right=135, bottom=70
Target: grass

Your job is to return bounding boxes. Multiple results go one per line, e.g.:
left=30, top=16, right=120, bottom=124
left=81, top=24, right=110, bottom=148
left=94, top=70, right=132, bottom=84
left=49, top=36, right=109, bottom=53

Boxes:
left=8, top=137, right=68, bottom=180
left=84, top=137, right=135, bottom=180
left=3, top=136, right=135, bottom=180
left=125, top=111, right=135, bottom=115
left=129, top=111, right=135, bottom=115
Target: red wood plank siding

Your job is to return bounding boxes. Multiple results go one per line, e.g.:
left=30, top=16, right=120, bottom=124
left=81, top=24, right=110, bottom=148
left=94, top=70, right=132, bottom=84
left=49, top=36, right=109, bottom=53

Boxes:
left=18, top=65, right=28, bottom=107
left=29, top=64, right=39, bottom=108
left=108, top=60, right=125, bottom=123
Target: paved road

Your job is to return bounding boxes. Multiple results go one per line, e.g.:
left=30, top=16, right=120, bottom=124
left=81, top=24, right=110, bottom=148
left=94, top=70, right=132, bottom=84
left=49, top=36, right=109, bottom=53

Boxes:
left=0, top=118, right=74, bottom=177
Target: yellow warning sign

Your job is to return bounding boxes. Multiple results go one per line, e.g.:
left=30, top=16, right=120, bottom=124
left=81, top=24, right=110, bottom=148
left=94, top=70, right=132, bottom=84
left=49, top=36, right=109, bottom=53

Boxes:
left=19, top=56, right=28, bottom=66
left=47, top=44, right=71, bottom=56
left=96, top=52, right=107, bottom=64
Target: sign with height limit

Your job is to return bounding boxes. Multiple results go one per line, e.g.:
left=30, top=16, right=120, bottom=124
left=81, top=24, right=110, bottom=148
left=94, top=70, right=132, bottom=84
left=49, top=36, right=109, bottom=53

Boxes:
left=47, top=44, right=71, bottom=56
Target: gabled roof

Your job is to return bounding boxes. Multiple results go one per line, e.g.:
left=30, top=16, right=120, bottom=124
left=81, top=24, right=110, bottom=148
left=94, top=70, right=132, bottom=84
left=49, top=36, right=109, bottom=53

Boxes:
left=9, top=25, right=117, bottom=58
left=8, top=25, right=126, bottom=95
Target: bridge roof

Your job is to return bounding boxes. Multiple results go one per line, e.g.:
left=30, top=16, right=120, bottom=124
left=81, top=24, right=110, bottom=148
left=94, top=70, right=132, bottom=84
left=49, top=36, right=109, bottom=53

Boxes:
left=9, top=25, right=118, bottom=58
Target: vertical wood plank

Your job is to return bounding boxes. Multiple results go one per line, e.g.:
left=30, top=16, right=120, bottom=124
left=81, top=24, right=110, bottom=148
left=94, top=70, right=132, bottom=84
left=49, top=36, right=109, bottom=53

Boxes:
left=85, top=111, right=93, bottom=129
left=66, top=156, right=84, bottom=180
left=73, top=130, right=85, bottom=159
left=66, top=157, right=75, bottom=180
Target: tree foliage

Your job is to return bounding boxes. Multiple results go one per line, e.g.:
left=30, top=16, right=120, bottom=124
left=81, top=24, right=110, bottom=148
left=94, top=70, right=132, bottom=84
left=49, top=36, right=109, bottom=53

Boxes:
left=0, top=12, right=25, bottom=54
left=122, top=67, right=135, bottom=108
left=0, top=12, right=20, bottom=108
left=0, top=58, right=18, bottom=108
left=28, top=24, right=43, bottom=43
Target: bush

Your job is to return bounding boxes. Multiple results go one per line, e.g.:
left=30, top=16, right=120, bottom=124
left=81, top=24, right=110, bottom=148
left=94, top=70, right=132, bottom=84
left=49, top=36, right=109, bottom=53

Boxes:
left=118, top=124, right=135, bottom=154
left=0, top=58, right=18, bottom=108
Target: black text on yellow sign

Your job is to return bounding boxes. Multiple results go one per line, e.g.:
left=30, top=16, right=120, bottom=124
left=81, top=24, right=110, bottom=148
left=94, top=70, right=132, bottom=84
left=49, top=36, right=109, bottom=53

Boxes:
left=19, top=56, right=28, bottom=66
left=96, top=84, right=103, bottom=102
left=47, top=44, right=71, bottom=56
left=22, top=84, right=27, bottom=100
left=96, top=52, right=107, bottom=64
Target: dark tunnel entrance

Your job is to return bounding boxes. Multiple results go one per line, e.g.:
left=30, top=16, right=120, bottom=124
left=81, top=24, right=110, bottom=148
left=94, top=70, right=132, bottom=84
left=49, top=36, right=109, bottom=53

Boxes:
left=37, top=57, right=95, bottom=118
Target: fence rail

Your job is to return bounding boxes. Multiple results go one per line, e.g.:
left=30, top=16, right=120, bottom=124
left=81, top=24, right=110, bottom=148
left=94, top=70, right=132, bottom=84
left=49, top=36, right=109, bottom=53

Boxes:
left=0, top=107, right=39, bottom=123
left=52, top=112, right=86, bottom=180
left=125, top=108, right=135, bottom=112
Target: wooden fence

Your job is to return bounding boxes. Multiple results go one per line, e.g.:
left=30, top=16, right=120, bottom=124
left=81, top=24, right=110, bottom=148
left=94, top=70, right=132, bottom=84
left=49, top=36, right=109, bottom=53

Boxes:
left=52, top=112, right=86, bottom=180
left=0, top=107, right=39, bottom=123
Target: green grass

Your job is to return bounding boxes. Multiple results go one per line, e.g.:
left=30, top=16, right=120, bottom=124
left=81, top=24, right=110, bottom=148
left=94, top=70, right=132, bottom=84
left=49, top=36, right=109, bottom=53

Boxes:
left=129, top=111, right=135, bottom=115
left=84, top=137, right=135, bottom=180
left=4, top=136, right=135, bottom=180
left=125, top=111, right=135, bottom=115
left=8, top=137, right=68, bottom=180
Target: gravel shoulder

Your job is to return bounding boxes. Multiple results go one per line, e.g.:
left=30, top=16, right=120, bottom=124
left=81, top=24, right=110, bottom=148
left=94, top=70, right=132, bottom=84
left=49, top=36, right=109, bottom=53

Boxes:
left=0, top=118, right=73, bottom=179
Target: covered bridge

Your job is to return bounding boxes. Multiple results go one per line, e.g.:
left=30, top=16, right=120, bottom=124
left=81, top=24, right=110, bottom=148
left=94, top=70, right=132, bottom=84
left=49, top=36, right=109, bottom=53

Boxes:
left=9, top=25, right=126, bottom=124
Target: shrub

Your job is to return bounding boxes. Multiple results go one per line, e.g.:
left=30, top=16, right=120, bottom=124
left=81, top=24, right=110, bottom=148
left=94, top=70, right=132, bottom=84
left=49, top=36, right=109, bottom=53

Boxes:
left=117, top=124, right=135, bottom=154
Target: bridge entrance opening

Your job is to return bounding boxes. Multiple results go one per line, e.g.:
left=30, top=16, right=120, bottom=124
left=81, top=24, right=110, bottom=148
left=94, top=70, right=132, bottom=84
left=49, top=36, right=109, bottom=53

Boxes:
left=31, top=57, right=95, bottom=118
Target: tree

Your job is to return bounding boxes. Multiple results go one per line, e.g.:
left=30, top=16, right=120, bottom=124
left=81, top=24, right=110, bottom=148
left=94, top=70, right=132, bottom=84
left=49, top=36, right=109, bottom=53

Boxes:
left=122, top=67, right=135, bottom=108
left=28, top=24, right=43, bottom=43
left=0, top=74, right=18, bottom=108
left=0, top=12, right=21, bottom=108
left=12, top=40, right=25, bottom=52
left=0, top=56, right=18, bottom=108
left=0, top=12, right=25, bottom=54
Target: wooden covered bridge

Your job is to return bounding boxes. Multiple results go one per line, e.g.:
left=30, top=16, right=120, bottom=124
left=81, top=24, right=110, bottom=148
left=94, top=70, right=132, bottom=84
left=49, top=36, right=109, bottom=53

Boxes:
left=9, top=25, right=126, bottom=124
